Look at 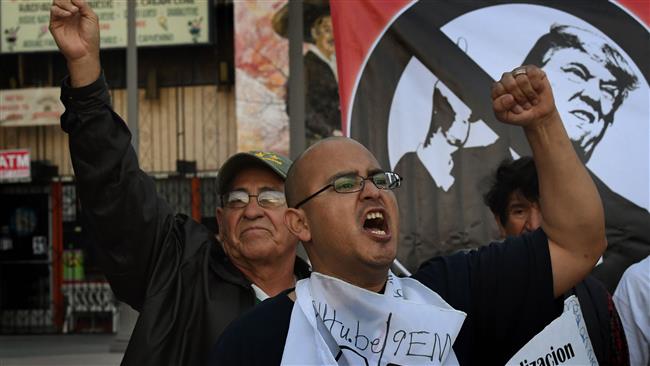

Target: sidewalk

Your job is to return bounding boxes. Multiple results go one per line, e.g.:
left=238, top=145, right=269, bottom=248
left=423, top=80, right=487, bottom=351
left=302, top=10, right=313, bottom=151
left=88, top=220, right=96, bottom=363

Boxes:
left=0, top=334, right=123, bottom=366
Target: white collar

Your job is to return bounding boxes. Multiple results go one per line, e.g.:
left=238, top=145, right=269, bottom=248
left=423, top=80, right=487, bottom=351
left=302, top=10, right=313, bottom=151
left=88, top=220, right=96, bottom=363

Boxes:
left=251, top=283, right=269, bottom=302
left=306, top=44, right=338, bottom=82
left=251, top=275, right=298, bottom=302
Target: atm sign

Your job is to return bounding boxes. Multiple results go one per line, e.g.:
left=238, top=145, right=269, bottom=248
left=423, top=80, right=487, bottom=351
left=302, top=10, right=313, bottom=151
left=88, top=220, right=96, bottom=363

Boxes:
left=0, top=149, right=31, bottom=182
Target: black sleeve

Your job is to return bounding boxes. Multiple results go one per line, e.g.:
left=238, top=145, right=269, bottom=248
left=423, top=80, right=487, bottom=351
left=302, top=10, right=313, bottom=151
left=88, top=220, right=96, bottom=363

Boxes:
left=60, top=74, right=175, bottom=310
left=207, top=294, right=294, bottom=366
left=414, top=229, right=562, bottom=364
left=469, top=229, right=562, bottom=362
left=568, top=276, right=629, bottom=366
left=303, top=53, right=341, bottom=138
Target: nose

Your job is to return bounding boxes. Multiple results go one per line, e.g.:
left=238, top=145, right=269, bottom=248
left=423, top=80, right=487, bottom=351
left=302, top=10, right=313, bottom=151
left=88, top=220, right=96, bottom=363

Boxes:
left=359, top=178, right=381, bottom=201
left=576, top=78, right=605, bottom=116
left=524, top=205, right=543, bottom=231
left=242, top=197, right=265, bottom=219
left=583, top=78, right=601, bottom=100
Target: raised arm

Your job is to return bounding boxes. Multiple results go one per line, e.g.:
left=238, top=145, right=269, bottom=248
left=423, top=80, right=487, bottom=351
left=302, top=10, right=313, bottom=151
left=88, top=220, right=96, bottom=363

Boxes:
left=50, top=0, right=176, bottom=309
left=50, top=0, right=100, bottom=87
left=492, top=65, right=606, bottom=297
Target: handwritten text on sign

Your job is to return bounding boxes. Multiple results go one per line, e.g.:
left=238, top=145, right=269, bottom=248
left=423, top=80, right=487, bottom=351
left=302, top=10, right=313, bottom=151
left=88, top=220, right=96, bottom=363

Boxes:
left=314, top=301, right=453, bottom=365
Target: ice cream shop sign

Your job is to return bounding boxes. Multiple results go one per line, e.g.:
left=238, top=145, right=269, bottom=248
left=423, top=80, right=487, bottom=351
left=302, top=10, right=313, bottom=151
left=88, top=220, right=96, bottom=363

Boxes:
left=0, top=149, right=31, bottom=182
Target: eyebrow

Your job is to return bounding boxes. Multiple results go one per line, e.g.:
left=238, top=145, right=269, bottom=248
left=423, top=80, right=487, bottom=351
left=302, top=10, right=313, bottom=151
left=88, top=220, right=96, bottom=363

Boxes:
left=229, top=186, right=283, bottom=193
left=325, top=170, right=358, bottom=183
left=259, top=186, right=284, bottom=193
left=565, top=62, right=593, bottom=79
left=508, top=203, right=527, bottom=209
left=600, top=79, right=621, bottom=92
left=325, top=168, right=384, bottom=183
left=367, top=168, right=384, bottom=176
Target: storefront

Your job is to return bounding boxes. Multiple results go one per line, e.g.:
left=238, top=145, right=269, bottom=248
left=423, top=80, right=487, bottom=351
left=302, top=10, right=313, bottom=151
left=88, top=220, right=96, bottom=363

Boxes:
left=0, top=159, right=218, bottom=334
left=0, top=167, right=62, bottom=333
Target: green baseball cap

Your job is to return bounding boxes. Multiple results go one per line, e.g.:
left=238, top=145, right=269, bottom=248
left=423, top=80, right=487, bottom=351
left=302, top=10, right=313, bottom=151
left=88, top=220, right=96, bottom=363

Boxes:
left=217, top=151, right=293, bottom=196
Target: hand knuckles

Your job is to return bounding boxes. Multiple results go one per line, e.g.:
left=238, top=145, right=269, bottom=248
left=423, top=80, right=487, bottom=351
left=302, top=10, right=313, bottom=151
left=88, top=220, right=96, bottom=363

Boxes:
left=501, top=78, right=515, bottom=90
left=515, top=76, right=528, bottom=87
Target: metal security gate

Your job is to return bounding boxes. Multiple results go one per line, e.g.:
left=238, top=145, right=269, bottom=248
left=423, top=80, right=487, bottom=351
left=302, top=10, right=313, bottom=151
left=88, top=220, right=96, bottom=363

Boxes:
left=0, top=184, right=55, bottom=334
left=0, top=175, right=218, bottom=334
left=154, top=175, right=220, bottom=235
left=199, top=176, right=219, bottom=234
left=155, top=177, right=193, bottom=217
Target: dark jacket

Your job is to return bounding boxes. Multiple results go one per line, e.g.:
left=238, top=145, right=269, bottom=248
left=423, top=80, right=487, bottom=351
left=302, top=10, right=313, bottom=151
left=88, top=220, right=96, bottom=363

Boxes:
left=60, top=75, right=310, bottom=366
left=304, top=50, right=341, bottom=144
left=566, top=276, right=629, bottom=365
left=589, top=172, right=650, bottom=293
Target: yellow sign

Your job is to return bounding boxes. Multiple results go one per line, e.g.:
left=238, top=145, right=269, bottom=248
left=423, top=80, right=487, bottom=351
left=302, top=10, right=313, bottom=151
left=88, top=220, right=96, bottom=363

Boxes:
left=1, top=0, right=210, bottom=53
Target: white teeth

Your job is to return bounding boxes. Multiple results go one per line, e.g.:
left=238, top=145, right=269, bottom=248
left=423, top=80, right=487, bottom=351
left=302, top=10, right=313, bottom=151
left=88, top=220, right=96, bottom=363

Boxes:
left=370, top=229, right=386, bottom=235
left=366, top=212, right=384, bottom=220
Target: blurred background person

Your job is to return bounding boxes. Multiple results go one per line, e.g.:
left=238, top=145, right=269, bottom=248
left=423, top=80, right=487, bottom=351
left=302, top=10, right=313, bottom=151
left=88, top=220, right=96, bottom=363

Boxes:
left=484, top=156, right=629, bottom=365
left=613, top=255, right=650, bottom=366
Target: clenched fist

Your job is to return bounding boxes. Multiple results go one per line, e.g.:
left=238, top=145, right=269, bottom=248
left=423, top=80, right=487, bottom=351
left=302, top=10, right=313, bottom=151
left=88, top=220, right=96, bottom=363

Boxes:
left=50, top=0, right=100, bottom=87
left=492, top=65, right=558, bottom=130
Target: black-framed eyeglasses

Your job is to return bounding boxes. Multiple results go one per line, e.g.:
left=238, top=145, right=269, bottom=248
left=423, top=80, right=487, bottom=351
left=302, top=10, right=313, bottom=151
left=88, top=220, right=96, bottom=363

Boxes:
left=293, top=171, right=402, bottom=209
left=222, top=190, right=286, bottom=209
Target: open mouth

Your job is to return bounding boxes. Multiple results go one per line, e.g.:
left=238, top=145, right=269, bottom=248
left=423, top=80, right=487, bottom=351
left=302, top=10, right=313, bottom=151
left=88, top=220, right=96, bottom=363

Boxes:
left=362, top=210, right=389, bottom=237
left=569, top=109, right=595, bottom=124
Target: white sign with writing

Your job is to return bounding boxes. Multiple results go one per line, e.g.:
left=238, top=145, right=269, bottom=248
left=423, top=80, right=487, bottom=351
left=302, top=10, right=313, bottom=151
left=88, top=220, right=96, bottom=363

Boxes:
left=282, top=272, right=466, bottom=365
left=0, top=87, right=64, bottom=127
left=1, top=0, right=210, bottom=53
left=507, top=295, right=598, bottom=366
left=0, top=149, right=31, bottom=182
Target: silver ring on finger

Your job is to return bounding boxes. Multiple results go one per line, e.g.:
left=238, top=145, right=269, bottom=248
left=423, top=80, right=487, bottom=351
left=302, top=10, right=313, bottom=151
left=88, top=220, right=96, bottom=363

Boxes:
left=512, top=66, right=527, bottom=77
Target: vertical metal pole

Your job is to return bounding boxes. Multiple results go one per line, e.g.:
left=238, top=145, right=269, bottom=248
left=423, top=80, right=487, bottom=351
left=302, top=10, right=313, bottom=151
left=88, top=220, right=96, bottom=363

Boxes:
left=51, top=182, right=64, bottom=331
left=127, top=0, right=139, bottom=153
left=288, top=0, right=305, bottom=159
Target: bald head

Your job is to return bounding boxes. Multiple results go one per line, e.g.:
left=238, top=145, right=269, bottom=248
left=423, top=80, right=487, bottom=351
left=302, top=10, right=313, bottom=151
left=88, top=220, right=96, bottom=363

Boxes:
left=286, top=137, right=374, bottom=208
left=283, top=137, right=400, bottom=290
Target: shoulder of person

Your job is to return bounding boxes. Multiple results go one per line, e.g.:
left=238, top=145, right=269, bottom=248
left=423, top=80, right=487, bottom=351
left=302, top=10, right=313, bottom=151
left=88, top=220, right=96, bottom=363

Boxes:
left=227, top=289, right=294, bottom=336
left=209, top=290, right=294, bottom=364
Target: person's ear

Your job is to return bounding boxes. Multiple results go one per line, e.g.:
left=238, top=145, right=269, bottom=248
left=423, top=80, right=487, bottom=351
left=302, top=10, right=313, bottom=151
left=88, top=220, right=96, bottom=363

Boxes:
left=285, top=208, right=311, bottom=243
left=310, top=24, right=319, bottom=41
left=494, top=214, right=507, bottom=238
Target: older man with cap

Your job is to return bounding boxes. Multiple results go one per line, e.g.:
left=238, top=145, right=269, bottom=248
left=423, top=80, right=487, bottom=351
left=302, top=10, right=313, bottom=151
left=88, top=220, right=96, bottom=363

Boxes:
left=210, top=64, right=606, bottom=365
left=49, top=1, right=309, bottom=365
